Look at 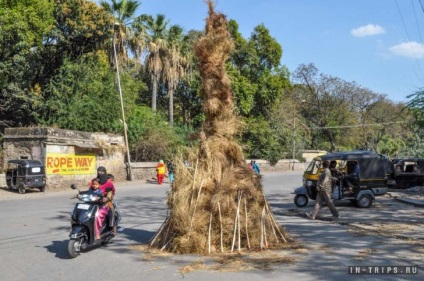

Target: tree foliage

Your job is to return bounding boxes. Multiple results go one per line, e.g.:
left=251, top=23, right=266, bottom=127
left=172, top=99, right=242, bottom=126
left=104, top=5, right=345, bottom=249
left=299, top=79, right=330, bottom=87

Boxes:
left=0, top=0, right=419, bottom=163
left=0, top=0, right=54, bottom=128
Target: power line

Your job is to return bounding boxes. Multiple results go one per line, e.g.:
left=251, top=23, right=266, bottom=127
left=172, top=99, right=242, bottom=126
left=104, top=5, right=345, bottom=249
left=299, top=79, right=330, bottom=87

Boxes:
left=394, top=0, right=424, bottom=81
left=309, top=121, right=407, bottom=130
left=419, top=0, right=424, bottom=12
left=412, top=0, right=424, bottom=43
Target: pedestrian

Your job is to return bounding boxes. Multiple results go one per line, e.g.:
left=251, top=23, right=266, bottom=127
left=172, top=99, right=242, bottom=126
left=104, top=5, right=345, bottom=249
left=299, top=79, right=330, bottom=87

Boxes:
left=167, top=160, right=176, bottom=184
left=156, top=160, right=167, bottom=185
left=252, top=160, right=260, bottom=174
left=306, top=160, right=339, bottom=220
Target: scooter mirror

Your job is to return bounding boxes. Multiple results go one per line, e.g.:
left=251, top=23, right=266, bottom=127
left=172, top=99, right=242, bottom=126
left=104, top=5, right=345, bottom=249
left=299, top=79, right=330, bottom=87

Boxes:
left=71, top=184, right=77, bottom=190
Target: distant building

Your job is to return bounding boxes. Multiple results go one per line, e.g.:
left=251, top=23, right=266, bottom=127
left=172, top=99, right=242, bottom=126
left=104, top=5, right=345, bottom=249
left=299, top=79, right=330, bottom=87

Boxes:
left=302, top=150, right=327, bottom=162
left=3, top=127, right=127, bottom=190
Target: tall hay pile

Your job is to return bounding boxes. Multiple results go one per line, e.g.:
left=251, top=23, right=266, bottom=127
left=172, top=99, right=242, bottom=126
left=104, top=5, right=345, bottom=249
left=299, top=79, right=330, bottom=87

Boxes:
left=149, top=1, right=289, bottom=254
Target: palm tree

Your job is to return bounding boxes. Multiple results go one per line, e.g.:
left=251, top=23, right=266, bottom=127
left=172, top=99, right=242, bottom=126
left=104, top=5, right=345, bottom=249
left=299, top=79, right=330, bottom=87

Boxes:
left=134, top=14, right=170, bottom=111
left=100, top=0, right=143, bottom=63
left=164, top=25, right=185, bottom=126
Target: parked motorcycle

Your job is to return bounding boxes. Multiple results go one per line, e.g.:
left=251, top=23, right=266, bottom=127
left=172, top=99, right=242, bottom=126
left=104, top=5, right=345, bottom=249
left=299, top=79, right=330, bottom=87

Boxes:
left=67, top=184, right=118, bottom=258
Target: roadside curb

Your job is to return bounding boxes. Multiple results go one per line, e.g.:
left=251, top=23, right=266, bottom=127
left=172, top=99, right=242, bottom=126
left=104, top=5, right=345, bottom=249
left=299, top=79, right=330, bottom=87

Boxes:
left=395, top=197, right=424, bottom=208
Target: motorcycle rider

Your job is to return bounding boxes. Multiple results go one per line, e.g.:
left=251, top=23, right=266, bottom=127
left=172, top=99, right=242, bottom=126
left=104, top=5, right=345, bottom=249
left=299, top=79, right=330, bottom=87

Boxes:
left=89, top=166, right=115, bottom=240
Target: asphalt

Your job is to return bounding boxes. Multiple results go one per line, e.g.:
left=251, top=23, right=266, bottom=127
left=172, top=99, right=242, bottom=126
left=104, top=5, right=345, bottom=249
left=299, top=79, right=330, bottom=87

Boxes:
left=0, top=172, right=423, bottom=280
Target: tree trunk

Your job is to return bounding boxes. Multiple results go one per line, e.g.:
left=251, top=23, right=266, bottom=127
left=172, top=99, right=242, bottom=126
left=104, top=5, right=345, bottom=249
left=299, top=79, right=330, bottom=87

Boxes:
left=169, top=87, right=174, bottom=126
left=152, top=74, right=157, bottom=111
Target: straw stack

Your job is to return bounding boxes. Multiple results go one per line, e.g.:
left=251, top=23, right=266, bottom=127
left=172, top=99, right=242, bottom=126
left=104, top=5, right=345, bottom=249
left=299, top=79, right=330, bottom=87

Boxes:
left=149, top=0, right=289, bottom=254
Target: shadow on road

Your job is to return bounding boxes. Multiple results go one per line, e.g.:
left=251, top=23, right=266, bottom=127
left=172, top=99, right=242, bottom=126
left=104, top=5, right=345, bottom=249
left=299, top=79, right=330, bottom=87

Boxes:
left=44, top=240, right=71, bottom=259
left=119, top=228, right=156, bottom=244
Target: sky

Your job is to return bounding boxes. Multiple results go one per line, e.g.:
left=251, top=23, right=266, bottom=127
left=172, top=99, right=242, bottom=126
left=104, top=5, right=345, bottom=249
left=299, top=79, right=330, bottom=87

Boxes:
left=122, top=0, right=424, bottom=103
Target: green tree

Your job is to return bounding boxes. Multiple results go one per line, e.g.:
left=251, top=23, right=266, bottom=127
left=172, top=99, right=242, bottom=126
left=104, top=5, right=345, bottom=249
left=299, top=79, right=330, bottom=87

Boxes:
left=126, top=106, right=187, bottom=161
left=46, top=0, right=114, bottom=61
left=0, top=0, right=54, bottom=129
left=100, top=0, right=143, bottom=64
left=227, top=20, right=291, bottom=161
left=36, top=55, right=142, bottom=132
left=134, top=14, right=170, bottom=111
left=292, top=63, right=371, bottom=151
left=163, top=25, right=185, bottom=126
left=172, top=30, right=203, bottom=129
left=228, top=21, right=290, bottom=118
left=38, top=0, right=115, bottom=114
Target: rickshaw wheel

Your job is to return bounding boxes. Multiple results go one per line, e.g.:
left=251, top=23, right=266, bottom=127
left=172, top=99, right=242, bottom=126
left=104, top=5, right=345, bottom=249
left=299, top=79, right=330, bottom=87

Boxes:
left=39, top=186, right=46, bottom=192
left=294, top=194, right=308, bottom=207
left=18, top=187, right=26, bottom=194
left=357, top=194, right=372, bottom=208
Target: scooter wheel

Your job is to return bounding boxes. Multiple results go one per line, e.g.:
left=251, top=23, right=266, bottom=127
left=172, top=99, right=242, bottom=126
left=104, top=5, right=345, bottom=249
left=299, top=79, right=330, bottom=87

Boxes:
left=67, top=238, right=81, bottom=258
left=18, top=187, right=26, bottom=194
left=294, top=194, right=308, bottom=207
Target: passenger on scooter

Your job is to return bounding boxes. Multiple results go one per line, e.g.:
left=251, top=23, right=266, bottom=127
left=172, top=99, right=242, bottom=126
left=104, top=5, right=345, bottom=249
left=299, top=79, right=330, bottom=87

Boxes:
left=107, top=173, right=120, bottom=235
left=91, top=178, right=103, bottom=195
left=89, top=166, right=116, bottom=240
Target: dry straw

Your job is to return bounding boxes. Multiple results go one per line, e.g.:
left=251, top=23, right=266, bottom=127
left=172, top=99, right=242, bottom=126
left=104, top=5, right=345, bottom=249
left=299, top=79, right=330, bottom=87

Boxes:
left=149, top=0, right=289, bottom=254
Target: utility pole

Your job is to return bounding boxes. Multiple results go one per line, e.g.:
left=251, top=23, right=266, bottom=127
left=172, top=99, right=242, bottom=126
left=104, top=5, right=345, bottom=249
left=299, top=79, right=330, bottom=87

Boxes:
left=113, top=23, right=133, bottom=181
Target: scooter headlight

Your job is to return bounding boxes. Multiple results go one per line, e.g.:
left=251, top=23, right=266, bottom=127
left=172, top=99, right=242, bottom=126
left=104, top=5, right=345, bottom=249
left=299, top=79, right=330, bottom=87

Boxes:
left=305, top=181, right=313, bottom=187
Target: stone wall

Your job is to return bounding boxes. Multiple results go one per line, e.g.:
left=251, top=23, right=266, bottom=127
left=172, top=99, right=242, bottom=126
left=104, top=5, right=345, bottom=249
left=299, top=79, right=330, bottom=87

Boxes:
left=128, top=159, right=309, bottom=182
left=250, top=159, right=308, bottom=172
left=131, top=162, right=158, bottom=181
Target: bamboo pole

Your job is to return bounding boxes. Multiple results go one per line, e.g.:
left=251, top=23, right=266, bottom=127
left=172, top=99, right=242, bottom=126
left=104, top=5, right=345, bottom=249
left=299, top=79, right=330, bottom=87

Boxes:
left=161, top=233, right=176, bottom=251
left=264, top=196, right=287, bottom=243
left=189, top=179, right=205, bottom=235
left=189, top=157, right=200, bottom=206
left=237, top=191, right=242, bottom=251
left=149, top=215, right=169, bottom=246
left=161, top=220, right=172, bottom=249
left=208, top=213, right=212, bottom=254
left=260, top=208, right=264, bottom=249
left=231, top=191, right=242, bottom=252
left=244, top=198, right=250, bottom=249
left=261, top=207, right=267, bottom=249
left=218, top=201, right=223, bottom=252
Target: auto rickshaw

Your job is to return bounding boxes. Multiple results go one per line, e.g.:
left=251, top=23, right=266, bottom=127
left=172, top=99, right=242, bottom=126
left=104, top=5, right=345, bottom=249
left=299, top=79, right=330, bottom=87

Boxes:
left=293, top=150, right=390, bottom=208
left=5, top=160, right=46, bottom=194
left=389, top=158, right=424, bottom=188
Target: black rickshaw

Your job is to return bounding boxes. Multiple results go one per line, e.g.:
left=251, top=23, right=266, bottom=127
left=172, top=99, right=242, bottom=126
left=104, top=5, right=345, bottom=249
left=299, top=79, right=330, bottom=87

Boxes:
left=389, top=158, right=424, bottom=189
left=293, top=151, right=390, bottom=208
left=5, top=160, right=46, bottom=194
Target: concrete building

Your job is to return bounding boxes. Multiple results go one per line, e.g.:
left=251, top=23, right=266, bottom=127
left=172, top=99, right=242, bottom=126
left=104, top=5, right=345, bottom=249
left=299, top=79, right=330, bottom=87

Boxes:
left=3, top=127, right=127, bottom=191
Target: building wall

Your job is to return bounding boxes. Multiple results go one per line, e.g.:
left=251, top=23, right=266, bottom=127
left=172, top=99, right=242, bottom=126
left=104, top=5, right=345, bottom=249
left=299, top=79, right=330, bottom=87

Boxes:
left=3, top=127, right=126, bottom=191
left=302, top=150, right=327, bottom=162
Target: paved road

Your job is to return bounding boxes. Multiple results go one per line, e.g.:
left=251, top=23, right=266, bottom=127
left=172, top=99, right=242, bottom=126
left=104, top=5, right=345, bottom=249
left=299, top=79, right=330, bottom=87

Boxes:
left=0, top=172, right=422, bottom=281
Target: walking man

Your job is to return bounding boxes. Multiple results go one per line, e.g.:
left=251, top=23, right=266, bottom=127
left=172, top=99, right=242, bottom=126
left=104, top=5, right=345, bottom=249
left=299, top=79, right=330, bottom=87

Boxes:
left=306, top=160, right=339, bottom=220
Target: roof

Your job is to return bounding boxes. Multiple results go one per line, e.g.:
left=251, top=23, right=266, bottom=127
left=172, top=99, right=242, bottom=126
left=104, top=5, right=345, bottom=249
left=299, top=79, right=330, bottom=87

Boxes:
left=7, top=159, right=44, bottom=167
left=318, top=150, right=383, bottom=161
left=315, top=150, right=388, bottom=179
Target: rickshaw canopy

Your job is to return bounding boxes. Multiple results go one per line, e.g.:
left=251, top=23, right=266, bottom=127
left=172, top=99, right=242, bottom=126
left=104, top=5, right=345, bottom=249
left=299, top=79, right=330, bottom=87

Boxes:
left=314, top=150, right=389, bottom=179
